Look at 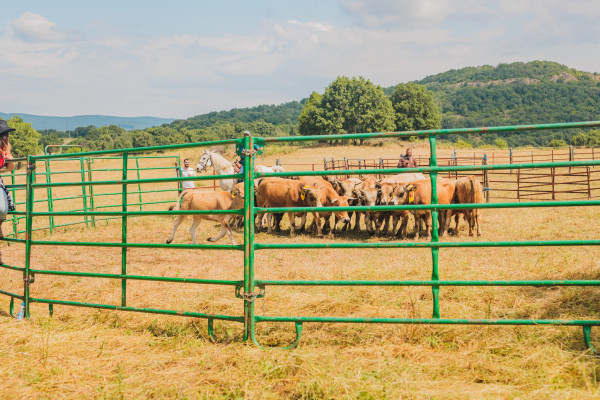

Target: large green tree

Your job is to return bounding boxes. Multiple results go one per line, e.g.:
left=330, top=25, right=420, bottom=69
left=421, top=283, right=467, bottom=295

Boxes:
left=3, top=116, right=41, bottom=157
left=298, top=76, right=395, bottom=136
left=390, top=82, right=442, bottom=131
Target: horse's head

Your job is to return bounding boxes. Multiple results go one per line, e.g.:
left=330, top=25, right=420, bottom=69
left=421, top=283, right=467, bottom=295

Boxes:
left=196, top=150, right=212, bottom=172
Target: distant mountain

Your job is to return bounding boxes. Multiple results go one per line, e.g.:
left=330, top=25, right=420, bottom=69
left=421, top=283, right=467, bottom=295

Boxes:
left=0, top=113, right=175, bottom=131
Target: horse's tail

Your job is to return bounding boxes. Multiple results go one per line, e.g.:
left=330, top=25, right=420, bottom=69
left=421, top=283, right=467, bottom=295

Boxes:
left=169, top=191, right=188, bottom=211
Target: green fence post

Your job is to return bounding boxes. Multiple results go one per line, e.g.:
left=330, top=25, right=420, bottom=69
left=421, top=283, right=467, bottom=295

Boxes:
left=79, top=157, right=89, bottom=227
left=429, top=135, right=440, bottom=319
left=135, top=157, right=143, bottom=211
left=242, top=132, right=256, bottom=341
left=86, top=157, right=96, bottom=227
left=44, top=159, right=54, bottom=234
left=24, top=158, right=35, bottom=318
left=121, top=153, right=128, bottom=306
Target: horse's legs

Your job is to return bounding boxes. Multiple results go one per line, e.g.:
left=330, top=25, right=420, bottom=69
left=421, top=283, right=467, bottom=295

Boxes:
left=166, top=215, right=186, bottom=244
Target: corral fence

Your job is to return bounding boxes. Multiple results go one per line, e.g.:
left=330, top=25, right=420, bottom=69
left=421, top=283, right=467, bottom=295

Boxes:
left=296, top=146, right=600, bottom=202
left=1, top=121, right=600, bottom=351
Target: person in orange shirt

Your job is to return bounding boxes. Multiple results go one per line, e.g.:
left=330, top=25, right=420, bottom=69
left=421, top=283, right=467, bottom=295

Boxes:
left=0, top=120, right=16, bottom=242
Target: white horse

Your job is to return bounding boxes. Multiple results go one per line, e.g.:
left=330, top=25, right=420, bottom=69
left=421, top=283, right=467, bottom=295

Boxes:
left=196, top=150, right=236, bottom=191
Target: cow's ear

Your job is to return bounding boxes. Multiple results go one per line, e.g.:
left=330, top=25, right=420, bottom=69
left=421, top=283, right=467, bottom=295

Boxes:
left=331, top=198, right=339, bottom=204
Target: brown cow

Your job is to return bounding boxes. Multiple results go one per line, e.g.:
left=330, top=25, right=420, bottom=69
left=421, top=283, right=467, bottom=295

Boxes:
left=373, top=174, right=427, bottom=236
left=329, top=177, right=361, bottom=232
left=298, top=177, right=351, bottom=234
left=450, top=175, right=484, bottom=236
left=256, top=178, right=323, bottom=237
left=396, top=178, right=457, bottom=239
left=166, top=190, right=239, bottom=245
left=352, top=176, right=379, bottom=234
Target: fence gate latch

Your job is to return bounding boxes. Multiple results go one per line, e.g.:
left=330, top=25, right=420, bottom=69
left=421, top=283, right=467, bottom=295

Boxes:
left=241, top=149, right=258, bottom=157
left=235, top=283, right=265, bottom=302
left=23, top=272, right=35, bottom=285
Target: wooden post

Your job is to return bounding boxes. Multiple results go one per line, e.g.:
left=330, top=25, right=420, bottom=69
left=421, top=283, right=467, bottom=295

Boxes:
left=483, top=154, right=489, bottom=203
left=569, top=146, right=573, bottom=173
left=517, top=169, right=520, bottom=201
left=551, top=167, right=555, bottom=201
left=588, top=166, right=591, bottom=199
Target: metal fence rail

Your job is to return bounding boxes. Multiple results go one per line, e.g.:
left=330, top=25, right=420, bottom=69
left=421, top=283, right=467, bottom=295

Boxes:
left=1, top=121, right=600, bottom=351
left=0, top=153, right=224, bottom=238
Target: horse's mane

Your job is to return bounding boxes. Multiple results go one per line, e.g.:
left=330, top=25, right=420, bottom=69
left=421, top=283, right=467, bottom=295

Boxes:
left=207, top=150, right=233, bottom=171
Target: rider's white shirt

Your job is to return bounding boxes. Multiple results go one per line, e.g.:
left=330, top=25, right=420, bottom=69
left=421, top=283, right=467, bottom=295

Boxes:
left=181, top=167, right=196, bottom=189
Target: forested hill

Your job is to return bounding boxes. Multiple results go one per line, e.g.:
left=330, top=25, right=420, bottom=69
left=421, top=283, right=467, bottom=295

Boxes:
left=406, top=61, right=600, bottom=131
left=169, top=101, right=305, bottom=130
left=175, top=61, right=600, bottom=144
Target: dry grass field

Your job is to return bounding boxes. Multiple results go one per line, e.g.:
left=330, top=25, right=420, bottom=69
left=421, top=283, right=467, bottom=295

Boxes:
left=1, top=140, right=600, bottom=399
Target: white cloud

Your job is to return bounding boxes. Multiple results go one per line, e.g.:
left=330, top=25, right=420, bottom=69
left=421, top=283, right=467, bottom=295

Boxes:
left=10, top=12, right=67, bottom=42
left=0, top=6, right=599, bottom=118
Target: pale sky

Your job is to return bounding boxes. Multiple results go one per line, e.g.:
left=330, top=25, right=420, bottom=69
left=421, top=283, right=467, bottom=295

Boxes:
left=1, top=0, right=599, bottom=119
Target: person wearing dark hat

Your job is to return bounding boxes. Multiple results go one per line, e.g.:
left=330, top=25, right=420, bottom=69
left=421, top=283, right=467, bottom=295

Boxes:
left=0, top=120, right=16, bottom=241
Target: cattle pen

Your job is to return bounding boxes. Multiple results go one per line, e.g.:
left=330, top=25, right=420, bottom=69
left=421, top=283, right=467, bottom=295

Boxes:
left=1, top=121, right=600, bottom=351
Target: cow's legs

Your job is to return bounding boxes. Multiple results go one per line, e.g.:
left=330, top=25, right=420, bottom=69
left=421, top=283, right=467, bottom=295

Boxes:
left=365, top=213, right=374, bottom=235
left=296, top=213, right=307, bottom=233
left=414, top=214, right=421, bottom=240
left=475, top=210, right=482, bottom=236
left=425, top=212, right=432, bottom=238
left=452, top=213, right=461, bottom=236
left=254, top=213, right=262, bottom=232
left=322, top=214, right=332, bottom=235
left=208, top=221, right=237, bottom=245
left=465, top=210, right=474, bottom=236
left=373, top=214, right=384, bottom=236
left=439, top=210, right=452, bottom=237
left=395, top=212, right=409, bottom=238
left=189, top=217, right=202, bottom=244
left=288, top=212, right=296, bottom=237
left=313, top=212, right=322, bottom=237
left=274, top=213, right=283, bottom=232
left=224, top=221, right=237, bottom=245
left=352, top=212, right=362, bottom=232
left=390, top=213, right=401, bottom=236
left=166, top=215, right=186, bottom=244
left=207, top=223, right=227, bottom=242
left=267, top=213, right=273, bottom=234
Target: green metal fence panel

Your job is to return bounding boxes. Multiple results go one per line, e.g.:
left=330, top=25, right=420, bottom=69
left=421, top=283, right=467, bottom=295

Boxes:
left=0, top=123, right=600, bottom=350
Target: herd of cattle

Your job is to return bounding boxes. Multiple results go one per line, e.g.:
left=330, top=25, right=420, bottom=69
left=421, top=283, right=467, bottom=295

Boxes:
left=166, top=173, right=484, bottom=246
